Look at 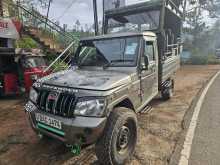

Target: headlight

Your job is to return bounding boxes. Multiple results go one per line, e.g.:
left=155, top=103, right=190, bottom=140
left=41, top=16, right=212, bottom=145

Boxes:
left=74, top=98, right=106, bottom=117
left=29, top=88, right=38, bottom=103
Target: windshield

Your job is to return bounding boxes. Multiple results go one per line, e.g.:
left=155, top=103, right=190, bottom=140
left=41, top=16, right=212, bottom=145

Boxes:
left=22, top=56, right=46, bottom=68
left=107, top=10, right=160, bottom=33
left=77, top=37, right=140, bottom=67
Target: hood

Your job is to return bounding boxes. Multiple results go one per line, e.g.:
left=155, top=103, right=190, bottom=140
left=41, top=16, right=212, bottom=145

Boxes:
left=40, top=68, right=133, bottom=91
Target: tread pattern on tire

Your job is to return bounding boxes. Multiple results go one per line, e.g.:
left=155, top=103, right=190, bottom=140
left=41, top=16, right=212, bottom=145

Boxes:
left=95, top=108, right=137, bottom=165
left=161, top=79, right=174, bottom=100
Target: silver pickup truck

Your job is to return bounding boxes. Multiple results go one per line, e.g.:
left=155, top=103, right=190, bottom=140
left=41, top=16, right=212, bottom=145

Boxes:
left=25, top=31, right=180, bottom=164
left=25, top=0, right=182, bottom=164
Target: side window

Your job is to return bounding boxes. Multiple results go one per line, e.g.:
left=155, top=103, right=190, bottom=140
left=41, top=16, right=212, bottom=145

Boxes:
left=144, top=41, right=155, bottom=62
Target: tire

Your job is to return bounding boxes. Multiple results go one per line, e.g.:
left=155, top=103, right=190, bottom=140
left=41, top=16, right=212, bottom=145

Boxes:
left=161, top=79, right=174, bottom=100
left=95, top=107, right=137, bottom=165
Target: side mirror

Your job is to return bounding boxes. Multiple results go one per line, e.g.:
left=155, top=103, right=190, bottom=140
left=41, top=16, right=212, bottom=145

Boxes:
left=141, top=56, right=149, bottom=71
left=141, top=63, right=147, bottom=71
left=144, top=55, right=149, bottom=67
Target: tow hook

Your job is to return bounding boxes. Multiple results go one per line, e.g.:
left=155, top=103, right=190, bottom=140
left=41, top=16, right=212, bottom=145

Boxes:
left=66, top=140, right=82, bottom=156
left=38, top=133, right=43, bottom=139
left=70, top=144, right=81, bottom=156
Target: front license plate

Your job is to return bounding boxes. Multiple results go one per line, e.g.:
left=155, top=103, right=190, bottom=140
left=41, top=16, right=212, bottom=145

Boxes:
left=35, top=113, right=62, bottom=130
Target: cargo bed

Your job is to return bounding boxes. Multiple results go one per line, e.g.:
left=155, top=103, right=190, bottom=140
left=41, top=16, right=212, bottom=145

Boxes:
left=161, top=55, right=180, bottom=83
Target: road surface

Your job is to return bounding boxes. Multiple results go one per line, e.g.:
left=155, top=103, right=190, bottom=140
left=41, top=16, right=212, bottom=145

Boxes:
left=189, top=72, right=220, bottom=165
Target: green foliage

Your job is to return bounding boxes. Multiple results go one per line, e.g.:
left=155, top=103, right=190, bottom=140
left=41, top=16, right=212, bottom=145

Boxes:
left=186, top=48, right=220, bottom=65
left=51, top=60, right=68, bottom=72
left=184, top=18, right=220, bottom=65
left=16, top=36, right=38, bottom=48
left=190, top=54, right=208, bottom=65
left=207, top=54, right=220, bottom=64
left=45, top=54, right=68, bottom=72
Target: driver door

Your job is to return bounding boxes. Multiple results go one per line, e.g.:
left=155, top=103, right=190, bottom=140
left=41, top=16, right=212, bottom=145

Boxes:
left=140, top=38, right=158, bottom=103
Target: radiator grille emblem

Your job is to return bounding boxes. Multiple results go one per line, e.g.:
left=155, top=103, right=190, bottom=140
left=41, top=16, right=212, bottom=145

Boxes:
left=48, top=92, right=58, bottom=100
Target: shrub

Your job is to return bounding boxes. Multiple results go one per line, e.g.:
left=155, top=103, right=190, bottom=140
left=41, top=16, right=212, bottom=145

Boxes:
left=207, top=54, right=220, bottom=64
left=189, top=54, right=208, bottom=65
left=16, top=37, right=38, bottom=48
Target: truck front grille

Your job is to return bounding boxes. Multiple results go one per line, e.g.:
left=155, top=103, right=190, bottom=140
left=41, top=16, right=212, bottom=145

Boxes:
left=37, top=90, right=76, bottom=118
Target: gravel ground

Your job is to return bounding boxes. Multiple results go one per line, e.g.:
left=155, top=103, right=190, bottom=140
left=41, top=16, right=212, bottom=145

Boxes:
left=0, top=65, right=219, bottom=165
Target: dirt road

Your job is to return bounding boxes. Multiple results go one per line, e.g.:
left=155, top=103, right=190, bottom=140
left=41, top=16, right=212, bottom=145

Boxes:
left=0, top=65, right=219, bottom=165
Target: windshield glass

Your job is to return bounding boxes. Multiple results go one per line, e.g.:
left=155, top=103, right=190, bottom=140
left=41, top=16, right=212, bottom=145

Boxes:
left=107, top=10, right=160, bottom=33
left=78, top=37, right=140, bottom=67
left=22, top=56, right=46, bottom=68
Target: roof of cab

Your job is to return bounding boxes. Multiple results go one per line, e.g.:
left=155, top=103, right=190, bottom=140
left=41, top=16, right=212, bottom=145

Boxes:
left=80, top=32, right=156, bottom=42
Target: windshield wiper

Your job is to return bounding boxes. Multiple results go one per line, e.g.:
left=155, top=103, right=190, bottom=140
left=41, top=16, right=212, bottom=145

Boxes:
left=111, top=59, right=134, bottom=63
left=103, top=59, right=134, bottom=69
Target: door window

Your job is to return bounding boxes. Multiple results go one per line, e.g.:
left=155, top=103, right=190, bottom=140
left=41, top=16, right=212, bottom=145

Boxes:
left=144, top=41, right=155, bottom=63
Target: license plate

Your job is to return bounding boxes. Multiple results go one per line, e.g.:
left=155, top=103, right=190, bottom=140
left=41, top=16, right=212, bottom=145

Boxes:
left=35, top=113, right=62, bottom=130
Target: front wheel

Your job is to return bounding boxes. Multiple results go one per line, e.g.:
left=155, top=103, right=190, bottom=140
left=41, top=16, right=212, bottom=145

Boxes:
left=95, top=107, right=137, bottom=165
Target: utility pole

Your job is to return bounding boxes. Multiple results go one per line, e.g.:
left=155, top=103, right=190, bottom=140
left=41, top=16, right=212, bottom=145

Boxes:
left=93, top=0, right=99, bottom=35
left=45, top=0, right=52, bottom=29
left=102, top=0, right=105, bottom=34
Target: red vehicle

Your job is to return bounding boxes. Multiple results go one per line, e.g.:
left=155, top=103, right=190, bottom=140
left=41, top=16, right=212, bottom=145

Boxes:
left=0, top=48, right=50, bottom=96
left=0, top=48, right=19, bottom=96
left=18, top=52, right=51, bottom=92
left=0, top=18, right=50, bottom=96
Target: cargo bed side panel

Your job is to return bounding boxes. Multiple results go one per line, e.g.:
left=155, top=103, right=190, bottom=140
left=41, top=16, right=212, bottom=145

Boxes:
left=161, top=56, right=180, bottom=83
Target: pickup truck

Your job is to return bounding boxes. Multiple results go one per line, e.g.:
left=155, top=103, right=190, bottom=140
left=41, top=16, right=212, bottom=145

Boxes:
left=25, top=31, right=180, bottom=164
left=25, top=0, right=182, bottom=164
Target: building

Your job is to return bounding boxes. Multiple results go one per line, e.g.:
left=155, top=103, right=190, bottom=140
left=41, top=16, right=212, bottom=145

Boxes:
left=0, top=0, right=21, bottom=48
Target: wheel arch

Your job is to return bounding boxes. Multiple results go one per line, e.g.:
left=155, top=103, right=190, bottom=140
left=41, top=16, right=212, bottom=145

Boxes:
left=112, top=97, right=135, bottom=112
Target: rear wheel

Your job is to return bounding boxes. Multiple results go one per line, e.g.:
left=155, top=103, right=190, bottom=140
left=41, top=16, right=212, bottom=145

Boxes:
left=95, top=107, right=137, bottom=165
left=161, top=79, right=174, bottom=100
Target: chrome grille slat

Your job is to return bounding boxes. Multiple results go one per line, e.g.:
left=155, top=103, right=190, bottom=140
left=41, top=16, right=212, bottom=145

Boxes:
left=54, top=93, right=62, bottom=115
left=63, top=95, right=70, bottom=117
left=68, top=97, right=75, bottom=117
left=39, top=91, right=49, bottom=111
left=60, top=95, right=66, bottom=116
left=58, top=94, right=64, bottom=115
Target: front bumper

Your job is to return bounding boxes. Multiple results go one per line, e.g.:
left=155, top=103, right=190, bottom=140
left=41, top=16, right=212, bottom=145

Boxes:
left=26, top=104, right=107, bottom=145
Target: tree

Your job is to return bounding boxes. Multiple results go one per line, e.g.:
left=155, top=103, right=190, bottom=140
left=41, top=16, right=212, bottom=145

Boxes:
left=182, top=0, right=220, bottom=57
left=63, top=24, right=68, bottom=32
left=22, top=0, right=52, bottom=9
left=84, top=24, right=89, bottom=32
left=81, top=26, right=84, bottom=33
left=183, top=0, right=220, bottom=36
left=75, top=20, right=80, bottom=32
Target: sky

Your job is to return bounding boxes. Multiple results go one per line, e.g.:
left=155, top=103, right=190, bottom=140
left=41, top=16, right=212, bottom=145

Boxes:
left=37, top=0, right=103, bottom=29
left=35, top=0, right=215, bottom=29
left=36, top=0, right=151, bottom=29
